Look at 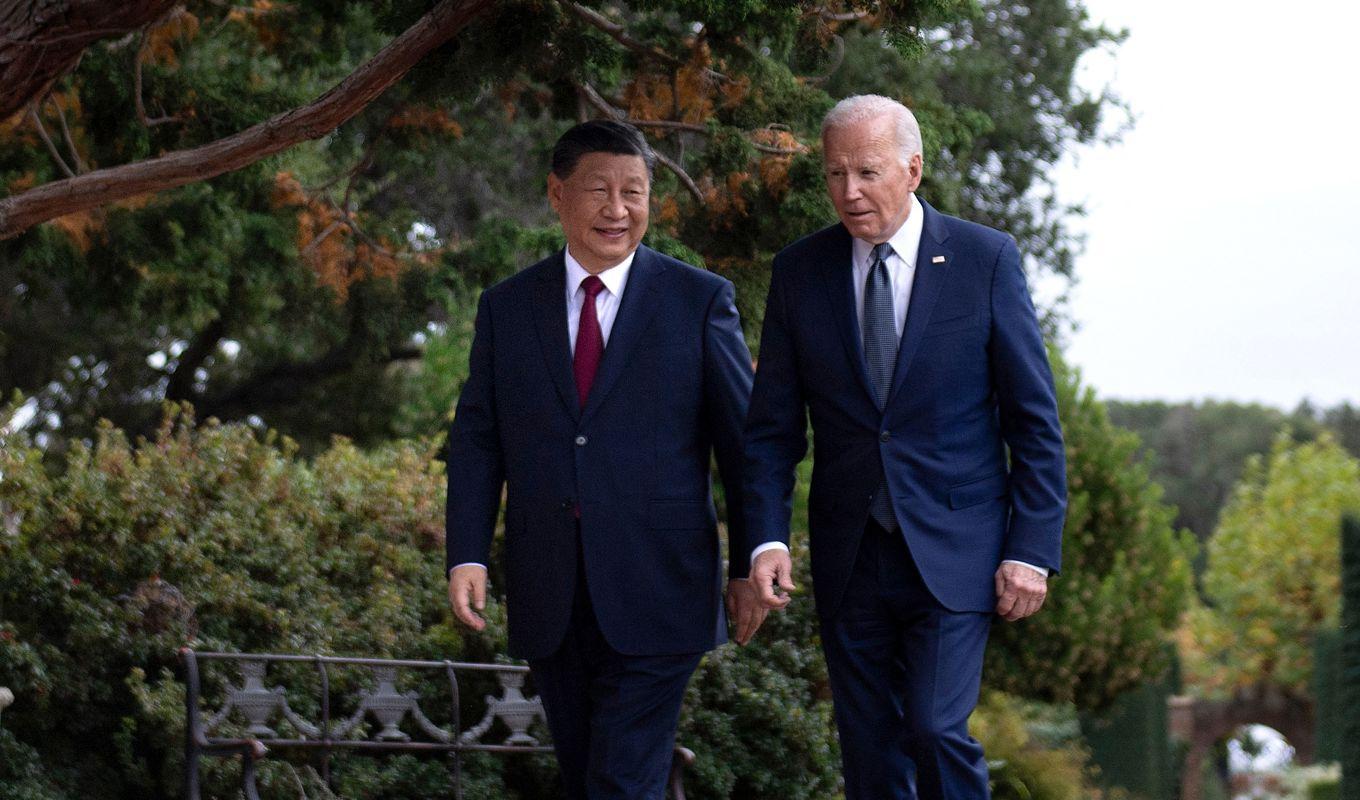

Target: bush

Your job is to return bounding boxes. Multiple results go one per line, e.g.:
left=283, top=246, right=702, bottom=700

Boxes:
left=0, top=404, right=518, bottom=799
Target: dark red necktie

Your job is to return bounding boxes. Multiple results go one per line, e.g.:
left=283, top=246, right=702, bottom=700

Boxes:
left=574, top=275, right=606, bottom=407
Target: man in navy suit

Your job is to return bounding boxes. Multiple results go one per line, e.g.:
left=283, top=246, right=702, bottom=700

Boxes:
left=743, top=96, right=1067, bottom=800
left=444, top=120, right=762, bottom=800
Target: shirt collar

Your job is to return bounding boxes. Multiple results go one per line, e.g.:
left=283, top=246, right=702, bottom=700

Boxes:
left=565, top=247, right=635, bottom=298
left=851, top=193, right=924, bottom=268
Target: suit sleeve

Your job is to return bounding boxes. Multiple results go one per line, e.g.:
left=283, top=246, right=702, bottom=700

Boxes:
left=445, top=290, right=506, bottom=576
left=741, top=260, right=809, bottom=558
left=701, top=280, right=756, bottom=580
left=989, top=238, right=1067, bottom=573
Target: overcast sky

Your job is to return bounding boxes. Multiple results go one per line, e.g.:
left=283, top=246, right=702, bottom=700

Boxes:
left=1048, top=0, right=1359, bottom=410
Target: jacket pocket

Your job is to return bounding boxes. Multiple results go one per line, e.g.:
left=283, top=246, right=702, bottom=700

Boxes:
left=922, top=312, right=982, bottom=338
left=948, top=471, right=1008, bottom=509
left=646, top=499, right=714, bottom=529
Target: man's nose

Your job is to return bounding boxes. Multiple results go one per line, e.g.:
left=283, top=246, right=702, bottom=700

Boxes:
left=603, top=192, right=627, bottom=218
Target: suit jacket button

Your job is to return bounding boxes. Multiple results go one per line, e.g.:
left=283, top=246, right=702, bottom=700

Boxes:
left=879, top=431, right=890, bottom=442
left=575, top=435, right=588, bottom=446
left=561, top=499, right=574, bottom=511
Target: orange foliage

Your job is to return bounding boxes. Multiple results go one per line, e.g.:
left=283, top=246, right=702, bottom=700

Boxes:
left=700, top=171, right=751, bottom=227
left=751, top=128, right=808, bottom=197
left=51, top=210, right=102, bottom=254
left=656, top=195, right=681, bottom=226
left=48, top=192, right=157, bottom=254
left=387, top=107, right=464, bottom=138
left=623, top=42, right=724, bottom=127
left=6, top=172, right=37, bottom=193
left=140, top=9, right=200, bottom=68
left=272, top=171, right=406, bottom=303
left=227, top=1, right=283, bottom=49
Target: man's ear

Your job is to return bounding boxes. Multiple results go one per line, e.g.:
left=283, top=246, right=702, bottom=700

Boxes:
left=907, top=153, right=924, bottom=192
left=547, top=172, right=563, bottom=214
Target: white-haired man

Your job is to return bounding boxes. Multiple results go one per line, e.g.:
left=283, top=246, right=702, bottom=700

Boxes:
left=741, top=95, right=1067, bottom=799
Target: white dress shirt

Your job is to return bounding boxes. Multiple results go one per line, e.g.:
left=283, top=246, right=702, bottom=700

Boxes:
left=749, top=195, right=1047, bottom=579
left=565, top=247, right=634, bottom=354
left=450, top=247, right=638, bottom=575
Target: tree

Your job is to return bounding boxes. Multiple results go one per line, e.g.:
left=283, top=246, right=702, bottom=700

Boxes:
left=1180, top=432, right=1360, bottom=698
left=1, top=0, right=1123, bottom=454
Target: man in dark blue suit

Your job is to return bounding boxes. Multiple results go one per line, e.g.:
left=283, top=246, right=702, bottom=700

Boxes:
left=444, top=121, right=762, bottom=799
left=743, top=96, right=1067, bottom=800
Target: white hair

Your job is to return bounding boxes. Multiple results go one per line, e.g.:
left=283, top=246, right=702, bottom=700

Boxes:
left=821, top=95, right=922, bottom=166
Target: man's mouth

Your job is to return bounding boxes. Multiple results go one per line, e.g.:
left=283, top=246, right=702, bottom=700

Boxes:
left=595, top=226, right=629, bottom=240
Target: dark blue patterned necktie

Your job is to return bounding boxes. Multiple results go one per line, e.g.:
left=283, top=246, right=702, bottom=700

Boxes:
left=862, top=241, right=899, bottom=531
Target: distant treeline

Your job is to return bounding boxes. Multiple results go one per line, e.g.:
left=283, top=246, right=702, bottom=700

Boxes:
left=1106, top=399, right=1360, bottom=557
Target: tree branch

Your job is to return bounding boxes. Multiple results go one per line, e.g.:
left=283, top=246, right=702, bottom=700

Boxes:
left=0, top=0, right=182, bottom=119
left=49, top=94, right=87, bottom=172
left=28, top=106, right=76, bottom=178
left=576, top=82, right=704, bottom=204
left=134, top=32, right=181, bottom=127
left=0, top=0, right=496, bottom=240
left=558, top=1, right=727, bottom=83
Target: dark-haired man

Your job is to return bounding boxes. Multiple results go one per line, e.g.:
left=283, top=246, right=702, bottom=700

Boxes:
left=445, top=120, right=760, bottom=799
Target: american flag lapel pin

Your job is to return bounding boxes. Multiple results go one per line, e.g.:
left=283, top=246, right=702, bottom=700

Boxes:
left=931, top=255, right=946, bottom=263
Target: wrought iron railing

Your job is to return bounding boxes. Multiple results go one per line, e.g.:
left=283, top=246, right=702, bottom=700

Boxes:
left=180, top=648, right=552, bottom=800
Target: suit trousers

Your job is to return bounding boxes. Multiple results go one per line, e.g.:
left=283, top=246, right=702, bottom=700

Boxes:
left=529, top=544, right=702, bottom=800
left=820, top=519, right=993, bottom=800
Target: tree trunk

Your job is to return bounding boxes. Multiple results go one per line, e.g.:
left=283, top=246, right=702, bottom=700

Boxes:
left=0, top=0, right=495, bottom=240
left=0, top=0, right=180, bottom=119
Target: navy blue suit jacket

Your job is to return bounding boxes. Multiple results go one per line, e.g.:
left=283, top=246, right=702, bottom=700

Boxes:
left=743, top=200, right=1066, bottom=616
left=446, top=245, right=754, bottom=659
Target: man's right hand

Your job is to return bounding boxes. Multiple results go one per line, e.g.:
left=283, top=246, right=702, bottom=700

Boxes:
left=749, top=548, right=796, bottom=609
left=448, top=564, right=488, bottom=631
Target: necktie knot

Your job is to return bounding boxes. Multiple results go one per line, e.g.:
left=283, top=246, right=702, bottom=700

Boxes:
left=581, top=275, right=606, bottom=299
left=871, top=242, right=894, bottom=264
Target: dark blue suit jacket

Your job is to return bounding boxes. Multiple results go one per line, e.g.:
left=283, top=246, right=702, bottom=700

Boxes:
left=446, top=245, right=754, bottom=659
left=743, top=200, right=1066, bottom=616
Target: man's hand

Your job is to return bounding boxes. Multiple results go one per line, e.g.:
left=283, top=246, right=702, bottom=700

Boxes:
left=726, top=579, right=770, bottom=645
left=448, top=564, right=488, bottom=631
left=994, top=562, right=1047, bottom=622
left=750, top=548, right=796, bottom=609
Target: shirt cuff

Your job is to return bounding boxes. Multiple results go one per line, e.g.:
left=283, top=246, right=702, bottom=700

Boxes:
left=1001, top=559, right=1048, bottom=578
left=449, top=563, right=487, bottom=577
left=750, top=541, right=790, bottom=567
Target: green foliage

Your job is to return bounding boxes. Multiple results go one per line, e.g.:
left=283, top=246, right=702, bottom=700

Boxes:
left=2, top=0, right=1123, bottom=454
left=985, top=354, right=1197, bottom=710
left=1341, top=515, right=1360, bottom=800
left=971, top=691, right=1110, bottom=800
left=0, top=402, right=513, bottom=799
left=1182, top=434, right=1360, bottom=697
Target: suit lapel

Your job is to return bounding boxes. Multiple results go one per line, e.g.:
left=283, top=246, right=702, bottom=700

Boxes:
left=580, top=245, right=663, bottom=425
left=531, top=253, right=580, bottom=421
left=819, top=225, right=879, bottom=407
left=886, top=201, right=952, bottom=406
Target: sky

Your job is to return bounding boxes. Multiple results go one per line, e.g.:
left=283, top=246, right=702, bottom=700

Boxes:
left=1049, top=0, right=1360, bottom=410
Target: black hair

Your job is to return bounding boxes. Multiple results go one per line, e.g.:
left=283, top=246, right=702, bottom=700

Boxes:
left=550, top=119, right=656, bottom=179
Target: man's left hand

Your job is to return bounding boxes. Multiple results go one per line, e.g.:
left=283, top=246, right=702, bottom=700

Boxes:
left=726, top=579, right=769, bottom=645
left=994, top=562, right=1048, bottom=622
